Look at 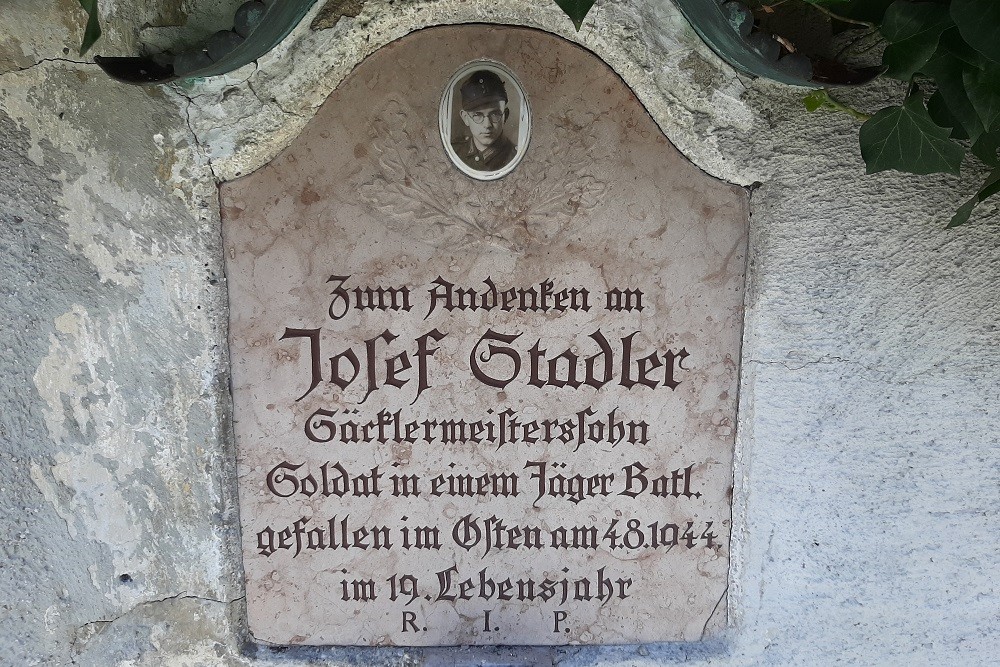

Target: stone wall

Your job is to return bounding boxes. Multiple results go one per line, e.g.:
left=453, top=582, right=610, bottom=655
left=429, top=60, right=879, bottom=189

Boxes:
left=2, top=0, right=997, bottom=664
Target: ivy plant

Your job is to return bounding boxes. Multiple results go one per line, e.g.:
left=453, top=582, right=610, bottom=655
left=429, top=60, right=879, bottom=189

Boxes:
left=846, top=0, right=998, bottom=226
left=564, top=0, right=998, bottom=227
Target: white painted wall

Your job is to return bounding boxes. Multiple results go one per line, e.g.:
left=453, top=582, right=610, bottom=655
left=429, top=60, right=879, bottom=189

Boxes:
left=2, top=0, right=997, bottom=664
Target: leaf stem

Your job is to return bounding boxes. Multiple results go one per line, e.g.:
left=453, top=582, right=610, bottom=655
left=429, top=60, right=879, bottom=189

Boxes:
left=818, top=89, right=872, bottom=121
left=804, top=1, right=876, bottom=29
left=760, top=0, right=792, bottom=13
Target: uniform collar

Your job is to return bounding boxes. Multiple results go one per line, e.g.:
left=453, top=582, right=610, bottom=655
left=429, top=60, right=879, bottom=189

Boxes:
left=460, top=136, right=504, bottom=163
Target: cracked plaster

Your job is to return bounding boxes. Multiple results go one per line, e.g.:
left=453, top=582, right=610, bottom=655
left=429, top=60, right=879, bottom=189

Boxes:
left=1, top=0, right=998, bottom=665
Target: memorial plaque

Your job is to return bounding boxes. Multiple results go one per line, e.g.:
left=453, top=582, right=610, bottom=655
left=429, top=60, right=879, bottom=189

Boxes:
left=221, top=25, right=747, bottom=646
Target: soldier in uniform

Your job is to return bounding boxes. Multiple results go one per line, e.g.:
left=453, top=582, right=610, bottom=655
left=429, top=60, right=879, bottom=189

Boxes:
left=451, top=70, right=517, bottom=172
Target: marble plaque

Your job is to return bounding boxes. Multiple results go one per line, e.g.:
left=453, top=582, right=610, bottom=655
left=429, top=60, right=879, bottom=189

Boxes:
left=221, top=25, right=747, bottom=646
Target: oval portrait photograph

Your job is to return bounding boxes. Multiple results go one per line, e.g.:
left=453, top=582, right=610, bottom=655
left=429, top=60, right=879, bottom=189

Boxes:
left=439, top=60, right=531, bottom=181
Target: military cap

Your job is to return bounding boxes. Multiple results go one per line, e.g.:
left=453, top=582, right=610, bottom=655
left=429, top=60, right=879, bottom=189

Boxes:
left=459, top=70, right=508, bottom=111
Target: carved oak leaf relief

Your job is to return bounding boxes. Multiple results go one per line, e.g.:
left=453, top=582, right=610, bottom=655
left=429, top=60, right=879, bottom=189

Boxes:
left=355, top=100, right=607, bottom=252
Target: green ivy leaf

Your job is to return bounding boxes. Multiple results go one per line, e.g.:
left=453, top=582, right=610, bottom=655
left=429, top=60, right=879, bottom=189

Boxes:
left=951, top=0, right=1000, bottom=64
left=972, top=131, right=1000, bottom=168
left=78, top=0, right=101, bottom=56
left=803, top=90, right=828, bottom=112
left=964, top=65, right=1000, bottom=132
left=927, top=90, right=969, bottom=140
left=800, top=89, right=871, bottom=121
left=921, top=30, right=986, bottom=142
left=948, top=168, right=1000, bottom=227
left=880, top=1, right=953, bottom=80
left=859, top=93, right=965, bottom=176
left=554, top=0, right=596, bottom=31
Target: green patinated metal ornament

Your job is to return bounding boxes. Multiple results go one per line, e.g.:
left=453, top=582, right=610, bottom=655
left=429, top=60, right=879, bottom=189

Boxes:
left=672, top=0, right=880, bottom=86
left=95, top=0, right=320, bottom=84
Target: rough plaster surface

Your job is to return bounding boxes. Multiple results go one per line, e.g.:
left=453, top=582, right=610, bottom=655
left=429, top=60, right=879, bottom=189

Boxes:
left=1, top=0, right=998, bottom=664
left=0, top=61, right=244, bottom=665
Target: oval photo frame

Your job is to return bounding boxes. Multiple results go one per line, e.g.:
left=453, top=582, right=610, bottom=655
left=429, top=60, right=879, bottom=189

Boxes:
left=439, top=60, right=531, bottom=181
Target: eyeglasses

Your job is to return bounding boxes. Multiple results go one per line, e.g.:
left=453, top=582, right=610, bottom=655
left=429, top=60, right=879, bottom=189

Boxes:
left=468, top=110, right=504, bottom=124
